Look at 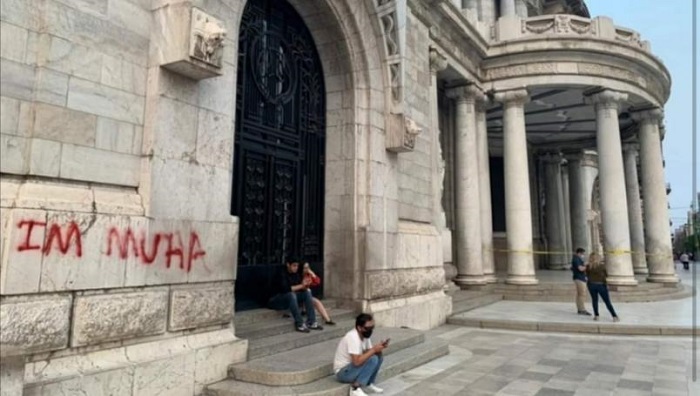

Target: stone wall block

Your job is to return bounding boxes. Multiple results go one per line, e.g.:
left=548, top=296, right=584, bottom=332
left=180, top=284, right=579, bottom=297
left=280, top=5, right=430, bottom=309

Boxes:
left=132, top=352, right=195, bottom=396
left=35, top=68, right=69, bottom=107
left=1, top=209, right=46, bottom=294
left=95, top=117, right=136, bottom=154
left=0, top=97, right=21, bottom=136
left=0, top=59, right=35, bottom=102
left=29, top=138, right=61, bottom=177
left=24, top=366, right=134, bottom=396
left=72, top=289, right=168, bottom=347
left=194, top=339, right=248, bottom=395
left=16, top=181, right=93, bottom=213
left=60, top=144, right=141, bottom=187
left=196, top=109, right=233, bottom=168
left=185, top=220, right=237, bottom=283
left=34, top=103, right=97, bottom=146
left=365, top=267, right=445, bottom=300
left=0, top=21, right=28, bottom=63
left=153, top=97, right=198, bottom=160
left=40, top=212, right=131, bottom=292
left=0, top=355, right=25, bottom=396
left=169, top=284, right=234, bottom=331
left=93, top=186, right=144, bottom=216
left=46, top=35, right=103, bottom=82
left=67, top=78, right=145, bottom=125
left=0, top=134, right=30, bottom=174
left=0, top=294, right=71, bottom=354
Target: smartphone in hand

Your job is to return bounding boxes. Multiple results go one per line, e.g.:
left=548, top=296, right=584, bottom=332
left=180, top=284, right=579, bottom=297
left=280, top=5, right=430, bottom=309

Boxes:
left=382, top=338, right=391, bottom=346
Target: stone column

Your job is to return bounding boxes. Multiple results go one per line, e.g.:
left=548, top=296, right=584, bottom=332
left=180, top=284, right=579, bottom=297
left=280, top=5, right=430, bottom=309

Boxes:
left=622, top=143, right=648, bottom=275
left=500, top=0, right=516, bottom=16
left=515, top=0, right=528, bottom=17
left=476, top=96, right=497, bottom=283
left=494, top=89, right=538, bottom=285
left=566, top=151, right=598, bottom=254
left=463, top=0, right=477, bottom=10
left=446, top=85, right=486, bottom=286
left=543, top=154, right=568, bottom=269
left=584, top=89, right=637, bottom=286
left=561, top=161, right=573, bottom=257
left=632, top=108, right=679, bottom=283
left=429, top=48, right=448, bottom=230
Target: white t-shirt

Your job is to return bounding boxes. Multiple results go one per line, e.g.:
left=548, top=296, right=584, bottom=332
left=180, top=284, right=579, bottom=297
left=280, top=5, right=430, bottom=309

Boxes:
left=333, top=329, right=372, bottom=373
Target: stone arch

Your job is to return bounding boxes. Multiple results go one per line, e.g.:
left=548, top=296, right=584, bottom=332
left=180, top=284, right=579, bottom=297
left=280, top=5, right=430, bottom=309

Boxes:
left=229, top=0, right=387, bottom=303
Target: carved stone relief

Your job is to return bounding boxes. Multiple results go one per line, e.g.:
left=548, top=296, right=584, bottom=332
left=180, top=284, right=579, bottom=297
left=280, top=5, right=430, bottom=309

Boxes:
left=190, top=8, right=226, bottom=67
left=386, top=113, right=423, bottom=153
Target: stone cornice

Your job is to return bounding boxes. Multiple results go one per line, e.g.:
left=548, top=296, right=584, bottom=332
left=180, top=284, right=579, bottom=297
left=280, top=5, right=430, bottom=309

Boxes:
left=445, top=84, right=485, bottom=103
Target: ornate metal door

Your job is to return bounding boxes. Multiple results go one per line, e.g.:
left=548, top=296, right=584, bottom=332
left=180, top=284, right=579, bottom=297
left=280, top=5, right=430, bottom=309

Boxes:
left=233, top=0, right=325, bottom=310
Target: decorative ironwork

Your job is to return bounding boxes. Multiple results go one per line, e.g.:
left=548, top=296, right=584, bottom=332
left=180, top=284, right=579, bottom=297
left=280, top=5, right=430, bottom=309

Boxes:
left=233, top=0, right=325, bottom=309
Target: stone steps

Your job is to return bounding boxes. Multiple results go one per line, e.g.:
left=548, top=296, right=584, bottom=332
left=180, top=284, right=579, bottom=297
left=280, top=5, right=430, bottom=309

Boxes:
left=205, top=336, right=448, bottom=396
left=451, top=293, right=503, bottom=316
left=229, top=327, right=424, bottom=386
left=493, top=283, right=689, bottom=302
left=447, top=315, right=691, bottom=336
left=236, top=308, right=356, bottom=341
left=247, top=318, right=357, bottom=360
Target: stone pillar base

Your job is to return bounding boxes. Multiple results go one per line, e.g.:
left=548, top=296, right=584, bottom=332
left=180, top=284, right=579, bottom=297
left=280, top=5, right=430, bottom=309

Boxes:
left=606, top=276, right=639, bottom=286
left=646, top=274, right=679, bottom=284
left=505, top=275, right=539, bottom=285
left=454, top=275, right=488, bottom=286
left=483, top=273, right=498, bottom=283
left=633, top=267, right=649, bottom=275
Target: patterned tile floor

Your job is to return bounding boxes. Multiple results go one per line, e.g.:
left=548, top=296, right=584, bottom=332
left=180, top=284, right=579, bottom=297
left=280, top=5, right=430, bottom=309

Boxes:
left=372, top=265, right=699, bottom=395
left=377, top=326, right=697, bottom=396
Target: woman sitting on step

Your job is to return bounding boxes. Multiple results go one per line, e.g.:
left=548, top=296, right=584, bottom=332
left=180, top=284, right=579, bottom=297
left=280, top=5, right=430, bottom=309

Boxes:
left=585, top=253, right=620, bottom=322
left=302, top=262, right=336, bottom=325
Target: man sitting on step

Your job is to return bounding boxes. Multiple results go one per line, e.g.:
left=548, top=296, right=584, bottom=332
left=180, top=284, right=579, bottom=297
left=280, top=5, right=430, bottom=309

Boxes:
left=333, top=313, right=387, bottom=396
left=268, top=257, right=323, bottom=333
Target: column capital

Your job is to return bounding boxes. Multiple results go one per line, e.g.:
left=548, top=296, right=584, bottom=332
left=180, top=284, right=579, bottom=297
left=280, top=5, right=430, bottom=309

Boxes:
left=630, top=106, right=664, bottom=124
left=564, top=150, right=598, bottom=168
left=446, top=84, right=485, bottom=104
left=583, top=89, right=628, bottom=111
left=493, top=88, right=529, bottom=106
left=429, top=47, right=448, bottom=73
left=475, top=94, right=491, bottom=112
left=622, top=142, right=640, bottom=153
left=541, top=152, right=563, bottom=164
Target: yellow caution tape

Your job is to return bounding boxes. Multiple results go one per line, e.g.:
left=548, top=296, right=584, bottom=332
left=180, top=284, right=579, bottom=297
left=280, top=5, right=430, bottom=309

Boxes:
left=485, top=248, right=674, bottom=259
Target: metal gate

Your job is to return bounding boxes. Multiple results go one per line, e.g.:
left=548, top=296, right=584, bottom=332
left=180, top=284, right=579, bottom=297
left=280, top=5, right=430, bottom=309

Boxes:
left=233, top=0, right=325, bottom=310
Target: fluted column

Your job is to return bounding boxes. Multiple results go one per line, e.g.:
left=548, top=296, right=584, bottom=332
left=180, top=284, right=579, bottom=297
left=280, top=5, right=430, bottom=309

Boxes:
left=476, top=95, right=497, bottom=283
left=500, top=0, right=516, bottom=17
left=584, top=89, right=637, bottom=286
left=561, top=161, right=573, bottom=257
left=566, top=151, right=598, bottom=254
left=494, top=88, right=537, bottom=285
left=447, top=85, right=486, bottom=286
left=543, top=154, right=568, bottom=269
left=632, top=108, right=679, bottom=283
left=622, top=143, right=648, bottom=275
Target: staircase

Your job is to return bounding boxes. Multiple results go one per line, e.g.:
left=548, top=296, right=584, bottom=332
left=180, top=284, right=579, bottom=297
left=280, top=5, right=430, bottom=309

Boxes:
left=205, top=303, right=449, bottom=396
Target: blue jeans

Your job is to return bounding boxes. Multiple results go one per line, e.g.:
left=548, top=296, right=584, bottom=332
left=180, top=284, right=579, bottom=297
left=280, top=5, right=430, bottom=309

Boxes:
left=587, top=282, right=617, bottom=317
left=336, top=355, right=383, bottom=387
left=268, top=290, right=316, bottom=327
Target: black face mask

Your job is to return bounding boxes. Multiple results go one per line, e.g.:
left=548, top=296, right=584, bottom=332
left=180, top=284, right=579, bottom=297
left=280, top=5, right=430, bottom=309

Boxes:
left=360, top=327, right=373, bottom=338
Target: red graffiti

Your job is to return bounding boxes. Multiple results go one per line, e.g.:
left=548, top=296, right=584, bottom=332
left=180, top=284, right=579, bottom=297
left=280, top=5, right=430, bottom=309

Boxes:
left=16, top=221, right=207, bottom=273
left=104, top=227, right=205, bottom=272
left=16, top=220, right=82, bottom=257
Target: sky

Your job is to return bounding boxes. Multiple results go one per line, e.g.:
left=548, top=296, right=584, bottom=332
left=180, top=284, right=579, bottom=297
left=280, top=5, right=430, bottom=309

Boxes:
left=585, top=0, right=696, bottom=230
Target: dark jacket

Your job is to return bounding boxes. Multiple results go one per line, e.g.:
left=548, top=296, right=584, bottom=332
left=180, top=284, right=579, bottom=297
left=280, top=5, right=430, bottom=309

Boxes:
left=571, top=255, right=586, bottom=281
left=586, top=265, right=607, bottom=284
left=273, top=265, right=303, bottom=295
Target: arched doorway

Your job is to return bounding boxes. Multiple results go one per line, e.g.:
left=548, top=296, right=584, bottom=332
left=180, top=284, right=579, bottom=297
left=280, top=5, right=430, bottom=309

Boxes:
left=232, top=0, right=326, bottom=310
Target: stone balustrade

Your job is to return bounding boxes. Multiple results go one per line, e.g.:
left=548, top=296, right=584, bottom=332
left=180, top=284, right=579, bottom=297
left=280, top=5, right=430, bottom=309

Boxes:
left=497, top=14, right=651, bottom=52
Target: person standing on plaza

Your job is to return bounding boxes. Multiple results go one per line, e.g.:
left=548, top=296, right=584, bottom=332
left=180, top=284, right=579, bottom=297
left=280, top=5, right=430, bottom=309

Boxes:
left=680, top=252, right=690, bottom=270
left=333, top=313, right=387, bottom=396
left=585, top=252, right=620, bottom=322
left=571, top=248, right=592, bottom=315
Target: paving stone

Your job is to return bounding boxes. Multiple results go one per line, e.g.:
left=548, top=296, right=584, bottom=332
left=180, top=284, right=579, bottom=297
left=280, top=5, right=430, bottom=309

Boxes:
left=619, top=379, right=655, bottom=391
left=534, top=388, right=575, bottom=396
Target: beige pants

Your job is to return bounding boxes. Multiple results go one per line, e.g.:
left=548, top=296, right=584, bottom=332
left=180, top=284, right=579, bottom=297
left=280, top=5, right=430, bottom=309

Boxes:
left=574, top=279, right=587, bottom=312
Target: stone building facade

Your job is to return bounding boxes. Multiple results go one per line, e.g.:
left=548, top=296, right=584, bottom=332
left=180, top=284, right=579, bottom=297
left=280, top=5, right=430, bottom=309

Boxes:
left=0, top=0, right=675, bottom=394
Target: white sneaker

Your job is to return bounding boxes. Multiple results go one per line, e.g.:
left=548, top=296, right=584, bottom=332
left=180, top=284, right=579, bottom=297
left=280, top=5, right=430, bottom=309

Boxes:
left=366, top=384, right=384, bottom=394
left=349, top=387, right=368, bottom=396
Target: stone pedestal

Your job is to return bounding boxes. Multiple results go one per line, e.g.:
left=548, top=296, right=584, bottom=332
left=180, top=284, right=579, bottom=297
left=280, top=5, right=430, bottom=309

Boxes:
left=476, top=98, right=497, bottom=283
left=446, top=86, right=486, bottom=286
left=494, top=89, right=538, bottom=285
left=632, top=108, right=678, bottom=283
left=622, top=143, right=648, bottom=275
left=584, top=89, right=637, bottom=286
